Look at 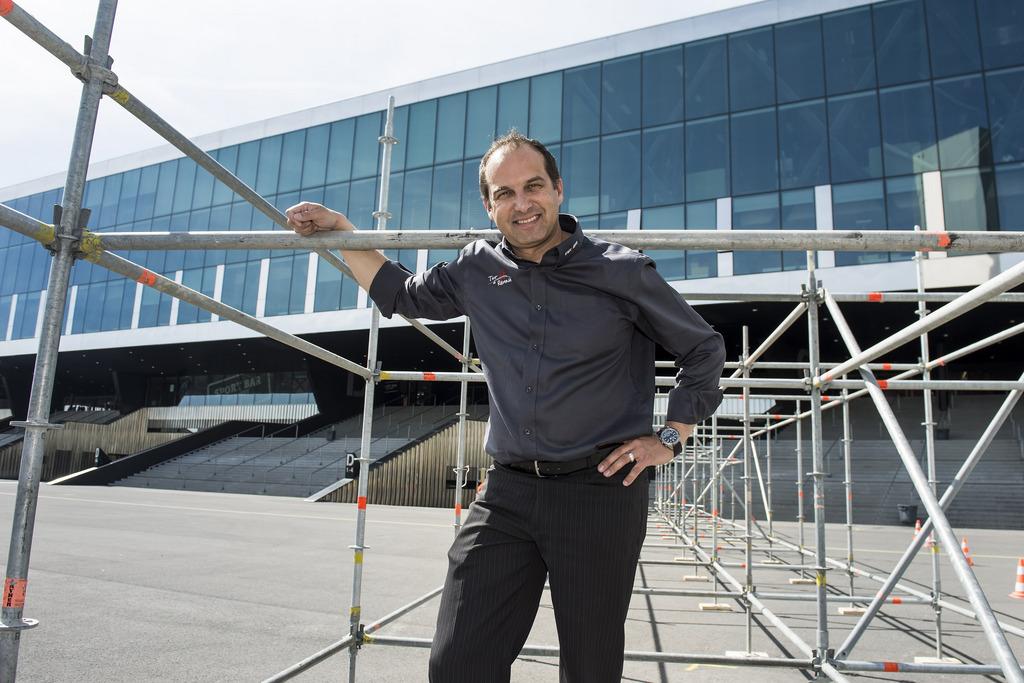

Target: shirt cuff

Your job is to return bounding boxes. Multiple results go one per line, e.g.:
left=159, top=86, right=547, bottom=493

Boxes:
left=666, top=386, right=724, bottom=425
left=368, top=260, right=413, bottom=318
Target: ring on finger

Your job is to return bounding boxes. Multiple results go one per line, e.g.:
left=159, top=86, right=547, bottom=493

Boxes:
left=628, top=451, right=635, bottom=463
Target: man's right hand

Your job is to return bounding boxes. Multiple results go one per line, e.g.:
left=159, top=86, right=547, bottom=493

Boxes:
left=285, top=202, right=355, bottom=236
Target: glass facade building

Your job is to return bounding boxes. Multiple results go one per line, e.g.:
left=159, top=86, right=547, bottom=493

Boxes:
left=1, top=0, right=1022, bottom=353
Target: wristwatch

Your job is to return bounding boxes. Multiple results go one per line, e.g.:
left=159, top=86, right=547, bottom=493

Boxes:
left=657, top=426, right=683, bottom=456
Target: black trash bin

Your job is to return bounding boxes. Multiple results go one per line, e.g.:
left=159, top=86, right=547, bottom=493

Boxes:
left=897, top=504, right=918, bottom=525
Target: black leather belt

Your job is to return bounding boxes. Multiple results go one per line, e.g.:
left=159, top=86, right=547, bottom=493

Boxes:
left=503, top=443, right=620, bottom=478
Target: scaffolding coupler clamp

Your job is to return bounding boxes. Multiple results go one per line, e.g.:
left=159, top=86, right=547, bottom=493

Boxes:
left=11, top=419, right=63, bottom=431
left=72, top=36, right=119, bottom=92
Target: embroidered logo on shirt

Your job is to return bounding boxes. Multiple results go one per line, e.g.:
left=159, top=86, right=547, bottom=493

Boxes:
left=487, top=270, right=512, bottom=287
left=564, top=239, right=580, bottom=257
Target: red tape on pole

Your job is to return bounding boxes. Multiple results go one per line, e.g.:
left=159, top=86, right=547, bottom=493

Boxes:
left=882, top=662, right=900, bottom=672
left=3, top=578, right=26, bottom=608
left=136, top=269, right=157, bottom=286
left=877, top=380, right=889, bottom=390
left=0, top=1, right=14, bottom=17
left=936, top=233, right=951, bottom=248
left=423, top=372, right=436, bottom=381
left=867, top=292, right=884, bottom=302
left=357, top=496, right=367, bottom=510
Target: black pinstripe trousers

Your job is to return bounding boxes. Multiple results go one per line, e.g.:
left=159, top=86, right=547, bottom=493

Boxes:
left=429, top=463, right=649, bottom=682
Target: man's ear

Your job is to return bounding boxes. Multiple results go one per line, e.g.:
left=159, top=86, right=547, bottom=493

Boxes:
left=482, top=197, right=493, bottom=220
left=554, top=178, right=564, bottom=205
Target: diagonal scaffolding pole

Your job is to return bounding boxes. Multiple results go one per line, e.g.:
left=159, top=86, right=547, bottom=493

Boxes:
left=0, top=1, right=118, bottom=680
left=822, top=290, right=1024, bottom=683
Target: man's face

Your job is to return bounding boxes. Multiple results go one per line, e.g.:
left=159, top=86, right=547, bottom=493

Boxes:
left=482, top=145, right=564, bottom=259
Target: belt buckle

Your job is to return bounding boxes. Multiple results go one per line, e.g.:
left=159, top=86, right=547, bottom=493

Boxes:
left=533, top=460, right=546, bottom=478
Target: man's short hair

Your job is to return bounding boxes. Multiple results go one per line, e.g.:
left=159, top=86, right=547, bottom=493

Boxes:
left=478, top=130, right=561, bottom=206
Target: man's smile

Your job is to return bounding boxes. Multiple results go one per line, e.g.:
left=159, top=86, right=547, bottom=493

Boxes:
left=512, top=214, right=541, bottom=225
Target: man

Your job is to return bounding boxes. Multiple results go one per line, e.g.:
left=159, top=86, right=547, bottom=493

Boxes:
left=286, top=131, right=725, bottom=682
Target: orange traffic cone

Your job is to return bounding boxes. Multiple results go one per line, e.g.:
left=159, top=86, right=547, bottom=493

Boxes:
left=961, top=537, right=974, bottom=567
left=1011, top=558, right=1024, bottom=600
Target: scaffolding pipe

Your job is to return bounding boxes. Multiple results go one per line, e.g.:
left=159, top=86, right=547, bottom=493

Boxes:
left=452, top=319, right=471, bottom=528
left=0, top=3, right=117, bottom=681
left=835, top=367, right=1024, bottom=659
left=823, top=292, right=1024, bottom=683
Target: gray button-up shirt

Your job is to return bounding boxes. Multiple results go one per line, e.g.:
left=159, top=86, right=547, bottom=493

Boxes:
left=369, top=214, right=726, bottom=464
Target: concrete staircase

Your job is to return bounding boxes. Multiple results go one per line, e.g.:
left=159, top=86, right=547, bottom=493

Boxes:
left=112, top=404, right=479, bottom=497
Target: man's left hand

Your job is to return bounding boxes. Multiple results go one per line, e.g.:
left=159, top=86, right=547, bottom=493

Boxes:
left=598, top=422, right=694, bottom=486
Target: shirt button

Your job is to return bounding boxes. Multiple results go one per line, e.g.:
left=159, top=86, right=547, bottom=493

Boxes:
left=523, top=428, right=532, bottom=436
left=531, top=344, right=539, bottom=351
left=534, top=304, right=542, bottom=310
left=525, top=385, right=533, bottom=393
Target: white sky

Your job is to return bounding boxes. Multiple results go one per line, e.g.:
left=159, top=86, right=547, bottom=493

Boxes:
left=0, top=0, right=750, bottom=191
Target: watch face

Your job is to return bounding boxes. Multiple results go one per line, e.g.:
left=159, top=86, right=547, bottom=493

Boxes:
left=659, top=427, right=680, bottom=446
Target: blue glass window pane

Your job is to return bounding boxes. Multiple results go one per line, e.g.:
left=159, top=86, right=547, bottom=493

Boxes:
left=436, top=93, right=466, bottom=164
left=686, top=200, right=717, bottom=278
left=561, top=138, right=599, bottom=216
left=598, top=212, right=627, bottom=229
left=778, top=100, right=829, bottom=189
left=192, top=164, right=214, bottom=210
left=873, top=0, right=930, bottom=87
left=402, top=168, right=432, bottom=228
left=288, top=255, right=308, bottom=315
left=314, top=256, right=344, bottom=312
left=238, top=140, right=261, bottom=190
left=987, top=68, right=1024, bottom=164
left=642, top=123, right=684, bottom=207
left=885, top=175, right=927, bottom=231
left=83, top=179, right=103, bottom=220
left=172, top=161, right=196, bottom=215
left=529, top=72, right=562, bottom=143
left=324, top=182, right=350, bottom=216
left=407, top=100, right=437, bottom=169
left=348, top=178, right=377, bottom=228
left=934, top=75, right=990, bottom=169
left=729, top=27, right=775, bottom=111
left=879, top=83, right=938, bottom=175
left=462, top=159, right=489, bottom=228
left=185, top=209, right=208, bottom=270
left=781, top=188, right=816, bottom=270
left=641, top=204, right=685, bottom=281
left=829, top=91, right=883, bottom=183
left=99, top=173, right=121, bottom=227
left=153, top=160, right=177, bottom=217
left=384, top=172, right=403, bottom=230
left=685, top=38, right=728, bottom=119
left=221, top=261, right=260, bottom=315
left=116, top=169, right=140, bottom=225
left=686, top=116, right=729, bottom=201
left=301, top=124, right=329, bottom=189
left=731, top=108, right=778, bottom=195
left=83, top=283, right=103, bottom=333
left=13, top=291, right=40, bottom=339
left=264, top=256, right=293, bottom=316
left=498, top=79, right=529, bottom=137
left=942, top=167, right=998, bottom=230
left=326, top=119, right=355, bottom=184
left=256, top=135, right=284, bottom=194
left=278, top=130, right=305, bottom=193
left=0, top=296, right=10, bottom=340
left=137, top=286, right=160, bottom=328
left=823, top=7, right=876, bottom=95
left=776, top=17, right=825, bottom=104
left=925, top=0, right=981, bottom=77
left=100, top=280, right=125, bottom=331
left=466, top=87, right=497, bottom=157
left=977, top=2, right=1024, bottom=69
left=733, top=193, right=781, bottom=275
left=211, top=147, right=237, bottom=206
left=353, top=112, right=382, bottom=179
left=600, top=132, right=641, bottom=213
left=390, top=107, right=409, bottom=172
left=602, top=55, right=641, bottom=134
left=431, top=163, right=462, bottom=228
left=833, top=180, right=887, bottom=265
left=996, top=163, right=1024, bottom=230
left=642, top=46, right=684, bottom=126
left=562, top=65, right=600, bottom=141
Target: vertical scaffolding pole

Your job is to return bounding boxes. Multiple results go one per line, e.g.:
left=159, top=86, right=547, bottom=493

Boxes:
left=741, top=327, right=754, bottom=652
left=452, top=319, right=471, bottom=529
left=805, top=252, right=830, bottom=665
left=765, top=425, right=775, bottom=561
left=915, top=228, right=945, bottom=658
left=0, top=2, right=118, bottom=679
left=710, top=414, right=719, bottom=567
left=841, top=386, right=855, bottom=607
left=347, top=96, right=397, bottom=682
left=795, top=407, right=805, bottom=566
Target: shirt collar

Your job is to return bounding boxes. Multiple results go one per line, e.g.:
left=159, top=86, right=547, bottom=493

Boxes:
left=498, top=214, right=589, bottom=267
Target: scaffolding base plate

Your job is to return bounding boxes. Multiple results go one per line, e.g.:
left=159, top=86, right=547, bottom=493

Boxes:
left=914, top=656, right=962, bottom=665
left=837, top=607, right=866, bottom=616
left=699, top=602, right=735, bottom=612
left=789, top=578, right=816, bottom=585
